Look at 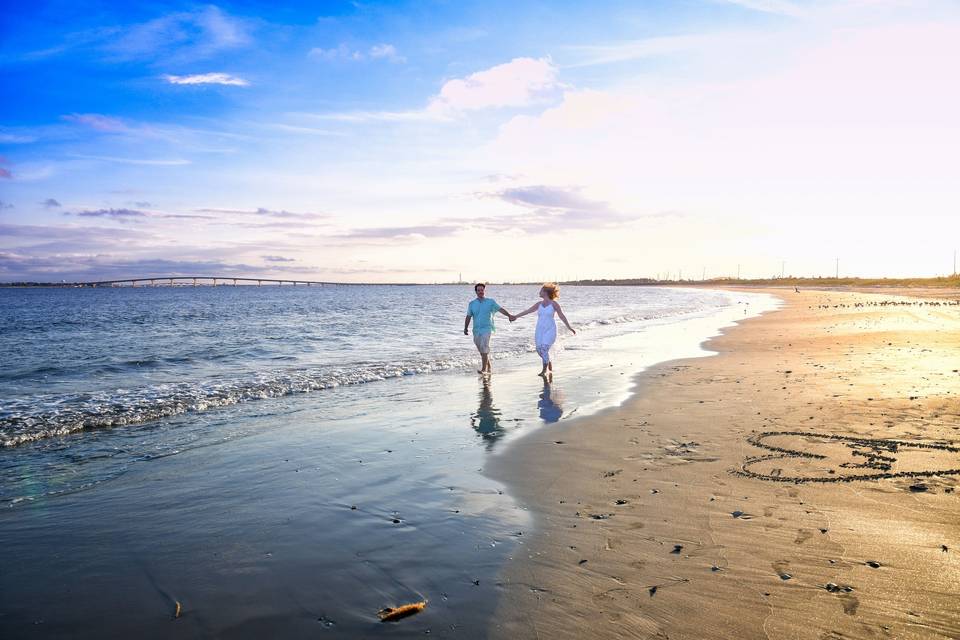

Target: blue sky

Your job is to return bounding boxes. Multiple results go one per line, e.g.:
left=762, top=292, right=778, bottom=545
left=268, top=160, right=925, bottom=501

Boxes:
left=2, top=0, right=959, bottom=282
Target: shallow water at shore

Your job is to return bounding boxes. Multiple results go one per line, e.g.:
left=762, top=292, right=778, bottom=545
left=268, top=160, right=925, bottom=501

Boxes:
left=0, top=285, right=777, bottom=637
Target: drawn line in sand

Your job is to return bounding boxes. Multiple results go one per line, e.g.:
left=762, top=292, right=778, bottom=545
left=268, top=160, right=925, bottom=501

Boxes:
left=734, top=431, right=960, bottom=483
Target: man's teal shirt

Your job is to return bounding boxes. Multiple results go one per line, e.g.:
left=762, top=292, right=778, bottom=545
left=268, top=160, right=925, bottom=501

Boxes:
left=467, top=298, right=501, bottom=335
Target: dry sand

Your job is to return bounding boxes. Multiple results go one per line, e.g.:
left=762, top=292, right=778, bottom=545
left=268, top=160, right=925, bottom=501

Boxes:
left=488, top=288, right=960, bottom=639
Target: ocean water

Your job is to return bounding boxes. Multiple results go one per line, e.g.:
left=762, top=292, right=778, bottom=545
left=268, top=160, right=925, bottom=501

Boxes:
left=0, top=284, right=778, bottom=637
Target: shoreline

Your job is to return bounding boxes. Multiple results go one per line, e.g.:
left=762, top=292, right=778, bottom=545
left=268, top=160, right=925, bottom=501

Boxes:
left=486, top=287, right=960, bottom=639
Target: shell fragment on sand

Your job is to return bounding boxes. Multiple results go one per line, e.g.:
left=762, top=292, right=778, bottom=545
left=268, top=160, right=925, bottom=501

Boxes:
left=378, top=601, right=427, bottom=622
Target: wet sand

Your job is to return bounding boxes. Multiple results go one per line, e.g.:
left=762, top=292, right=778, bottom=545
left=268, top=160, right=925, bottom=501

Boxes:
left=488, top=288, right=960, bottom=639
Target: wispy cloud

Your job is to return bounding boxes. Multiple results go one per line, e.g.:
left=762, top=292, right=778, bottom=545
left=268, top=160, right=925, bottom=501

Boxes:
left=308, top=42, right=405, bottom=63
left=194, top=207, right=330, bottom=221
left=309, top=44, right=364, bottom=61
left=262, top=255, right=296, bottom=262
left=106, top=6, right=252, bottom=62
left=0, top=253, right=261, bottom=281
left=341, top=224, right=462, bottom=240
left=715, top=0, right=806, bottom=17
left=71, top=154, right=191, bottom=166
left=565, top=34, right=722, bottom=68
left=21, top=7, right=252, bottom=64
left=163, top=72, right=249, bottom=86
left=337, top=185, right=636, bottom=241
left=0, top=222, right=140, bottom=240
left=65, top=208, right=147, bottom=220
left=61, top=112, right=258, bottom=156
left=51, top=206, right=213, bottom=222
left=472, top=185, right=636, bottom=233
left=303, top=110, right=444, bottom=123
left=154, top=213, right=215, bottom=220
left=0, top=132, right=36, bottom=144
left=42, top=198, right=61, bottom=208
left=0, top=201, right=13, bottom=210
left=368, top=43, right=405, bottom=62
left=261, top=123, right=347, bottom=136
left=495, top=185, right=613, bottom=213
left=62, top=113, right=130, bottom=132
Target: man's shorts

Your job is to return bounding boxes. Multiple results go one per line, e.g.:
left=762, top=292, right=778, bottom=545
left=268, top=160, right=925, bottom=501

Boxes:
left=473, top=332, right=491, bottom=354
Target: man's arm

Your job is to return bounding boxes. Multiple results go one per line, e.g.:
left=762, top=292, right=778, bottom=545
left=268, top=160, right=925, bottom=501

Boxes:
left=464, top=314, right=472, bottom=335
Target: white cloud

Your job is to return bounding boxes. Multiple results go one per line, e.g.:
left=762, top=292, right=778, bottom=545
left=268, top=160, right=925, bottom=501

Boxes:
left=480, top=18, right=960, bottom=277
left=303, top=56, right=562, bottom=122
left=163, top=73, right=250, bottom=86
left=427, top=57, right=561, bottom=116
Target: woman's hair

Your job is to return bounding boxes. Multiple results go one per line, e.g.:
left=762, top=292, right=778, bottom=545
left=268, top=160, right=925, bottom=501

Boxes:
left=541, top=282, right=559, bottom=300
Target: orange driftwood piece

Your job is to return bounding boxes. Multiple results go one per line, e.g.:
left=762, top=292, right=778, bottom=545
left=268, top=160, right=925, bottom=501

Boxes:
left=378, top=601, right=427, bottom=622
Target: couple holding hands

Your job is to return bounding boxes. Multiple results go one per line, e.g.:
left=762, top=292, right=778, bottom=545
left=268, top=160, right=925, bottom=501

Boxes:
left=464, top=282, right=576, bottom=378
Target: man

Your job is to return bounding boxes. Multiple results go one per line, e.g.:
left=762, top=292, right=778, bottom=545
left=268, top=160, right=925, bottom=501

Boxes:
left=464, top=283, right=513, bottom=375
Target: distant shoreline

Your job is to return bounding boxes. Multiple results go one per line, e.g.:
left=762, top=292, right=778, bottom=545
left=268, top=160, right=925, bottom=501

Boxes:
left=3, top=276, right=959, bottom=289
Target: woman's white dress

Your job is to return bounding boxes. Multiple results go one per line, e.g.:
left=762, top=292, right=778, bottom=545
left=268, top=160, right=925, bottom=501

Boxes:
left=534, top=302, right=557, bottom=363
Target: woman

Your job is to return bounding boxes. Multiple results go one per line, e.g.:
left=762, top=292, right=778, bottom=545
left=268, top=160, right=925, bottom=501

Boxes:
left=510, top=282, right=575, bottom=376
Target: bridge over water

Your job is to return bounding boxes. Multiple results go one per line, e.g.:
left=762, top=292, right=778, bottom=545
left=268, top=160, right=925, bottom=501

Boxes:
left=75, top=277, right=347, bottom=287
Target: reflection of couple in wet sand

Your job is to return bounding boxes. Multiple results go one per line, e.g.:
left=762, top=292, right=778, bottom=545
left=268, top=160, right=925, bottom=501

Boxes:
left=471, top=377, right=565, bottom=444
left=464, top=282, right=576, bottom=378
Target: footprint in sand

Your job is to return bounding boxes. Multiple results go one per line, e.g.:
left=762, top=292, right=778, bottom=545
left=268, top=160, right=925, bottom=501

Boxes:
left=735, top=431, right=960, bottom=484
left=772, top=561, right=792, bottom=580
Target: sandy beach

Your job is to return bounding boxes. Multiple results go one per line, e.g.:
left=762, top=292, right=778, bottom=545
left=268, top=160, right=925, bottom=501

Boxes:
left=488, top=288, right=960, bottom=639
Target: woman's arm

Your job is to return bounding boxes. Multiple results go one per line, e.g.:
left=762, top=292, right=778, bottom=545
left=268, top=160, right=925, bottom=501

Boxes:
left=513, top=302, right=541, bottom=320
left=553, top=302, right=576, bottom=334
